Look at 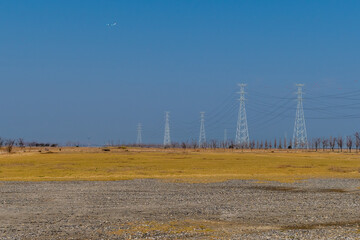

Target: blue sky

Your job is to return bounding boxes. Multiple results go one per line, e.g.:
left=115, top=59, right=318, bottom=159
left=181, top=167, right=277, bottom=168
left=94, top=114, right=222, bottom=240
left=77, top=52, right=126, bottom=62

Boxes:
left=1, top=1, right=360, bottom=145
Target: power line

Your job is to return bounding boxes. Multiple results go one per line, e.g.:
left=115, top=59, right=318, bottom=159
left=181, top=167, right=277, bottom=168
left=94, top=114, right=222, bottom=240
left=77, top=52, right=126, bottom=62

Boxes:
left=140, top=86, right=360, bottom=144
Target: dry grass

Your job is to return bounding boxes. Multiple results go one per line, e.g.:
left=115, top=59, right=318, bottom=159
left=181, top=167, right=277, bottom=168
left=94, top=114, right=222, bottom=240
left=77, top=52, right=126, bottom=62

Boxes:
left=110, top=219, right=277, bottom=238
left=111, top=220, right=214, bottom=236
left=0, top=147, right=360, bottom=182
left=110, top=218, right=360, bottom=238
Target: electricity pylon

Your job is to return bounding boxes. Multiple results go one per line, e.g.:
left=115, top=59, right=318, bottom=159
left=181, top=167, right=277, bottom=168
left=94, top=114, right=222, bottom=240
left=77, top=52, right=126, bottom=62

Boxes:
left=292, top=84, right=308, bottom=149
left=136, top=123, right=142, bottom=145
left=163, top=112, right=171, bottom=147
left=199, top=112, right=206, bottom=147
left=235, top=83, right=250, bottom=147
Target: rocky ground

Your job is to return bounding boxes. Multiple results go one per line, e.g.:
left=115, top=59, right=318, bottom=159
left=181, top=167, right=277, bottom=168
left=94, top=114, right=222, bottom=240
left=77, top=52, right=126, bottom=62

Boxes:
left=0, top=179, right=360, bottom=239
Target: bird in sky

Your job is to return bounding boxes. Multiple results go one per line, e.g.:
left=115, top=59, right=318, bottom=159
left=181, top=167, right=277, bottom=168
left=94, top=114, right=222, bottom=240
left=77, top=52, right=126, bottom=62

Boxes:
left=106, top=22, right=117, bottom=27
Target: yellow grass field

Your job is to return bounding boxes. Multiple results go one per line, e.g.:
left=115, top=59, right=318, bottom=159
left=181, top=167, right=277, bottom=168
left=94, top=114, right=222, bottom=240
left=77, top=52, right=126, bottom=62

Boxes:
left=0, top=147, right=359, bottom=182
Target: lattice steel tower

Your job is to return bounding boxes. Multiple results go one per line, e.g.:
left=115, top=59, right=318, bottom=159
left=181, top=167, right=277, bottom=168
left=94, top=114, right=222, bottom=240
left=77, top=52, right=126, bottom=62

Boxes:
left=235, top=84, right=250, bottom=147
left=163, top=112, right=171, bottom=146
left=199, top=112, right=206, bottom=147
left=292, top=84, right=308, bottom=149
left=136, top=123, right=142, bottom=145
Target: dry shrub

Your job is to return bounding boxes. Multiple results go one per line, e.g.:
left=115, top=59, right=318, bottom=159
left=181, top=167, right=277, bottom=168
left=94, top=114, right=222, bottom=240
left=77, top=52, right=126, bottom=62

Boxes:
left=278, top=165, right=312, bottom=169
left=328, top=167, right=353, bottom=173
left=278, top=165, right=292, bottom=168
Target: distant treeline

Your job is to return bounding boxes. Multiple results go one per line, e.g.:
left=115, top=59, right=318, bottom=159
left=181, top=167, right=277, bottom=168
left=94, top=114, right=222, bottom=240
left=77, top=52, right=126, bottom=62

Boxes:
left=123, top=132, right=360, bottom=152
left=0, top=138, right=58, bottom=153
left=2, top=133, right=360, bottom=153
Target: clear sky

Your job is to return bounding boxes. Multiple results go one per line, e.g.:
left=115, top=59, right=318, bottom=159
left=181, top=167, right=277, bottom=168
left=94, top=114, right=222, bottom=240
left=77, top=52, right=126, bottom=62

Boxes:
left=1, top=1, right=360, bottom=145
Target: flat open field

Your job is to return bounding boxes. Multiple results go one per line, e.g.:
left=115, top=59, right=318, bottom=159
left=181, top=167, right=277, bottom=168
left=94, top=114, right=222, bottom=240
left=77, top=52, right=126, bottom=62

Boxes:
left=0, top=147, right=360, bottom=182
left=1, top=148, right=360, bottom=239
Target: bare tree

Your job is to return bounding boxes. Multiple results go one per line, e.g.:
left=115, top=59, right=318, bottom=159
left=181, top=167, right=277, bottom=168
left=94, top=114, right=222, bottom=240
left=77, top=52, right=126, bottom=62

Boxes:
left=337, top=136, right=343, bottom=152
left=274, top=138, right=277, bottom=149
left=171, top=142, right=180, bottom=148
left=355, top=132, right=360, bottom=153
left=0, top=137, right=3, bottom=149
left=278, top=138, right=282, bottom=149
left=260, top=140, right=263, bottom=149
left=309, top=139, right=314, bottom=149
left=220, top=140, right=228, bottom=149
left=249, top=140, right=255, bottom=150
left=264, top=140, right=268, bottom=149
left=346, top=136, right=353, bottom=152
left=284, top=137, right=287, bottom=149
left=209, top=140, right=217, bottom=149
left=329, top=136, right=336, bottom=152
left=228, top=140, right=235, bottom=149
left=322, top=138, right=329, bottom=151
left=314, top=138, right=321, bottom=152
left=191, top=140, right=198, bottom=149
left=5, top=139, right=15, bottom=153
left=17, top=138, right=25, bottom=148
left=256, top=140, right=259, bottom=149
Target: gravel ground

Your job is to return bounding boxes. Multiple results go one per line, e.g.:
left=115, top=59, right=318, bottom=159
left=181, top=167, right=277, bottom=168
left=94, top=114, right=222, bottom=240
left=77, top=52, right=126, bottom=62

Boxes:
left=0, top=179, right=360, bottom=239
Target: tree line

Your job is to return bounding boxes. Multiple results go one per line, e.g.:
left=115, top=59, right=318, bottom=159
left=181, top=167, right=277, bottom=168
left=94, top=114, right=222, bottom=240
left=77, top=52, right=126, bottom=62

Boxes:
left=2, top=134, right=359, bottom=153
left=0, top=138, right=58, bottom=153
left=129, top=132, right=360, bottom=152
